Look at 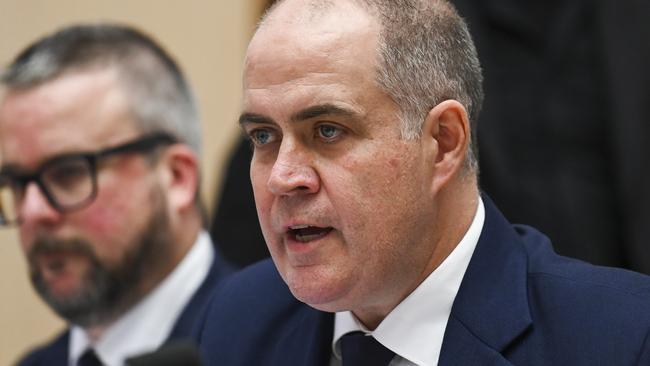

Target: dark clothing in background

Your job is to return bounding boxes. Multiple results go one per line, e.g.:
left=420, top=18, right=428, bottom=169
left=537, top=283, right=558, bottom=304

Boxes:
left=452, top=0, right=650, bottom=273
left=211, top=141, right=267, bottom=267
left=212, top=0, right=650, bottom=273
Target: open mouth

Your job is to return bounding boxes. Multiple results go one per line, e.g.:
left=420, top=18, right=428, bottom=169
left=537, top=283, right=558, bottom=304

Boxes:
left=34, top=252, right=67, bottom=274
left=43, top=256, right=66, bottom=273
left=288, top=225, right=333, bottom=243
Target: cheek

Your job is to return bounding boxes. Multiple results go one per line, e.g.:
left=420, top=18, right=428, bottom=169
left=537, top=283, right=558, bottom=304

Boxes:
left=337, top=150, right=408, bottom=205
left=78, top=205, right=126, bottom=238
left=73, top=180, right=150, bottom=258
left=331, top=146, right=423, bottom=240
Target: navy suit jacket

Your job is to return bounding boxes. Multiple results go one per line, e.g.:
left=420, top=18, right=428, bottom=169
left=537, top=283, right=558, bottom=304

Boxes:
left=16, top=248, right=234, bottom=366
left=198, top=198, right=650, bottom=365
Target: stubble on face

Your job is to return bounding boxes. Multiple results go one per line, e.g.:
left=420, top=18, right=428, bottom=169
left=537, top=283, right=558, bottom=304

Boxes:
left=28, top=187, right=174, bottom=328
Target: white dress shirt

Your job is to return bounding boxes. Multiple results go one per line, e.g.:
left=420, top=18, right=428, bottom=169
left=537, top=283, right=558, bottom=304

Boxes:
left=331, top=198, right=485, bottom=366
left=68, top=230, right=215, bottom=366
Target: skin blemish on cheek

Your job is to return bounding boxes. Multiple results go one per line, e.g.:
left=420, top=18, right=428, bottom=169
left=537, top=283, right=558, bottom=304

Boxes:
left=75, top=206, right=121, bottom=243
left=388, top=157, right=401, bottom=168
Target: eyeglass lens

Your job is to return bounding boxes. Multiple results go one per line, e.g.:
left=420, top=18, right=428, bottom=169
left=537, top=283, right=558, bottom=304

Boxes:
left=0, top=157, right=95, bottom=225
left=41, top=157, right=95, bottom=207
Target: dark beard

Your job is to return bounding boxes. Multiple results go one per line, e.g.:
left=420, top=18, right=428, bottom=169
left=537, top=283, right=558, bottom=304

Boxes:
left=28, top=190, right=174, bottom=327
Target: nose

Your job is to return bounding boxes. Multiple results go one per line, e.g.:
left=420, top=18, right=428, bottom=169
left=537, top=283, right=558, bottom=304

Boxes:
left=267, top=139, right=320, bottom=196
left=18, top=182, right=61, bottom=227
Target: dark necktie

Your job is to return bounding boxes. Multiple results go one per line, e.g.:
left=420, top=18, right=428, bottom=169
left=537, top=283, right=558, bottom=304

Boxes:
left=78, top=349, right=104, bottom=366
left=340, top=331, right=396, bottom=366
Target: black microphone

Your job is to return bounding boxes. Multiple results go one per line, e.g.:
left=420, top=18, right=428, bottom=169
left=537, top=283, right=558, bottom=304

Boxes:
left=125, top=341, right=202, bottom=366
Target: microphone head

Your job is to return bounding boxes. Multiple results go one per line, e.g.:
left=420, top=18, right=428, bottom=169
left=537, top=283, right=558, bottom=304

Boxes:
left=125, top=341, right=202, bottom=366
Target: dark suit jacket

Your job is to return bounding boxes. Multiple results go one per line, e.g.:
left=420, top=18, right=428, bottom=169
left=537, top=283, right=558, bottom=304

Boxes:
left=198, top=198, right=650, bottom=365
left=16, top=247, right=234, bottom=366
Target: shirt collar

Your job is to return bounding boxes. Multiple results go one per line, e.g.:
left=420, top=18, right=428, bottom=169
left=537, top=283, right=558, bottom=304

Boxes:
left=69, top=230, right=214, bottom=366
left=333, top=198, right=485, bottom=366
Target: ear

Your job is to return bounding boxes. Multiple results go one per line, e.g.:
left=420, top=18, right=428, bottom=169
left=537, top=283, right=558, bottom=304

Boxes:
left=421, top=99, right=470, bottom=194
left=157, top=144, right=200, bottom=214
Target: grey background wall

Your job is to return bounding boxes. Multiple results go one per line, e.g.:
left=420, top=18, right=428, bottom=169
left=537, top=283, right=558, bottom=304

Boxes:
left=0, top=1, right=266, bottom=364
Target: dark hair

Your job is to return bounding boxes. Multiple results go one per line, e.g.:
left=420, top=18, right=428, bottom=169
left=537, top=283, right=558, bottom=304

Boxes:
left=2, top=23, right=202, bottom=155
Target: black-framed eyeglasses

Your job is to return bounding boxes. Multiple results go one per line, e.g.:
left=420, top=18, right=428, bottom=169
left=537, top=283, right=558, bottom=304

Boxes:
left=0, top=132, right=177, bottom=226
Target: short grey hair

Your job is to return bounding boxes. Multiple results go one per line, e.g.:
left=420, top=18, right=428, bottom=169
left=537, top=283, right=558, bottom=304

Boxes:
left=263, top=0, right=484, bottom=172
left=1, top=23, right=202, bottom=156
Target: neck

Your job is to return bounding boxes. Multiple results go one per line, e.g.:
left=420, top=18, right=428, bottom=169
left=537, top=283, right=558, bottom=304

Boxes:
left=353, top=176, right=479, bottom=330
left=425, top=176, right=479, bottom=278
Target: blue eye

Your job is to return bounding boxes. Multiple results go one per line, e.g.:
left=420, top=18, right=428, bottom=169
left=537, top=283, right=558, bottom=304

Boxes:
left=250, top=129, right=275, bottom=146
left=317, top=125, right=342, bottom=140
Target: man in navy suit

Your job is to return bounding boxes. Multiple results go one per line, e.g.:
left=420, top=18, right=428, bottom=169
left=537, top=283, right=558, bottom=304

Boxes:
left=0, top=24, right=233, bottom=365
left=198, top=0, right=650, bottom=365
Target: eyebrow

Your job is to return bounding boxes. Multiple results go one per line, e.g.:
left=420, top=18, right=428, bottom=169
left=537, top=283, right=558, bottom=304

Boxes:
left=292, top=104, right=358, bottom=122
left=238, top=112, right=273, bottom=126
left=238, top=103, right=360, bottom=127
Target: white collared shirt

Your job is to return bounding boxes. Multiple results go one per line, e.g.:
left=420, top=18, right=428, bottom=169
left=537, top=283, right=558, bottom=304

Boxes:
left=332, top=198, right=485, bottom=366
left=68, top=230, right=215, bottom=366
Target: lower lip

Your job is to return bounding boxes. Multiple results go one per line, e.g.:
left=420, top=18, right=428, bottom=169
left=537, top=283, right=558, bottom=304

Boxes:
left=37, top=253, right=67, bottom=273
left=36, top=253, right=83, bottom=289
left=41, top=266, right=77, bottom=295
left=284, top=229, right=334, bottom=254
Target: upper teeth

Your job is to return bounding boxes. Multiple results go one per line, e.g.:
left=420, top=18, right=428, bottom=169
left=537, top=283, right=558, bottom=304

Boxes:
left=290, top=225, right=309, bottom=230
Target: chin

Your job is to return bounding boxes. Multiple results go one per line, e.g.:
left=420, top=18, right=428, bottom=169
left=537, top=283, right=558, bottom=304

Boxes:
left=283, top=265, right=354, bottom=312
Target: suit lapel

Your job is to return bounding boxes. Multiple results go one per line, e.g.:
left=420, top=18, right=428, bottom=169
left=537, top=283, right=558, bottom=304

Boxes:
left=438, top=316, right=514, bottom=366
left=167, top=247, right=235, bottom=340
left=439, top=196, right=531, bottom=365
left=51, top=332, right=71, bottom=365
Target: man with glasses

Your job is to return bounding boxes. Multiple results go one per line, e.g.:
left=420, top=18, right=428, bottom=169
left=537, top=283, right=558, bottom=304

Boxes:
left=0, top=24, right=233, bottom=366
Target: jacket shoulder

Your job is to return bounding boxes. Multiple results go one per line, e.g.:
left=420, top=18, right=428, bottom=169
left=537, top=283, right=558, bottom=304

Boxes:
left=517, top=223, right=650, bottom=301
left=15, top=330, right=69, bottom=366
left=514, top=225, right=650, bottom=364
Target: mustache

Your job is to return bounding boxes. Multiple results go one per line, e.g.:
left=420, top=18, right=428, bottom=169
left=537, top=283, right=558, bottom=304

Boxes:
left=28, top=236, right=96, bottom=265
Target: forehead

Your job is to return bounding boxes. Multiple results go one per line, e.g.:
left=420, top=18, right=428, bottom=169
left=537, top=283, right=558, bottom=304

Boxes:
left=243, top=0, right=382, bottom=111
left=0, top=68, right=137, bottom=167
